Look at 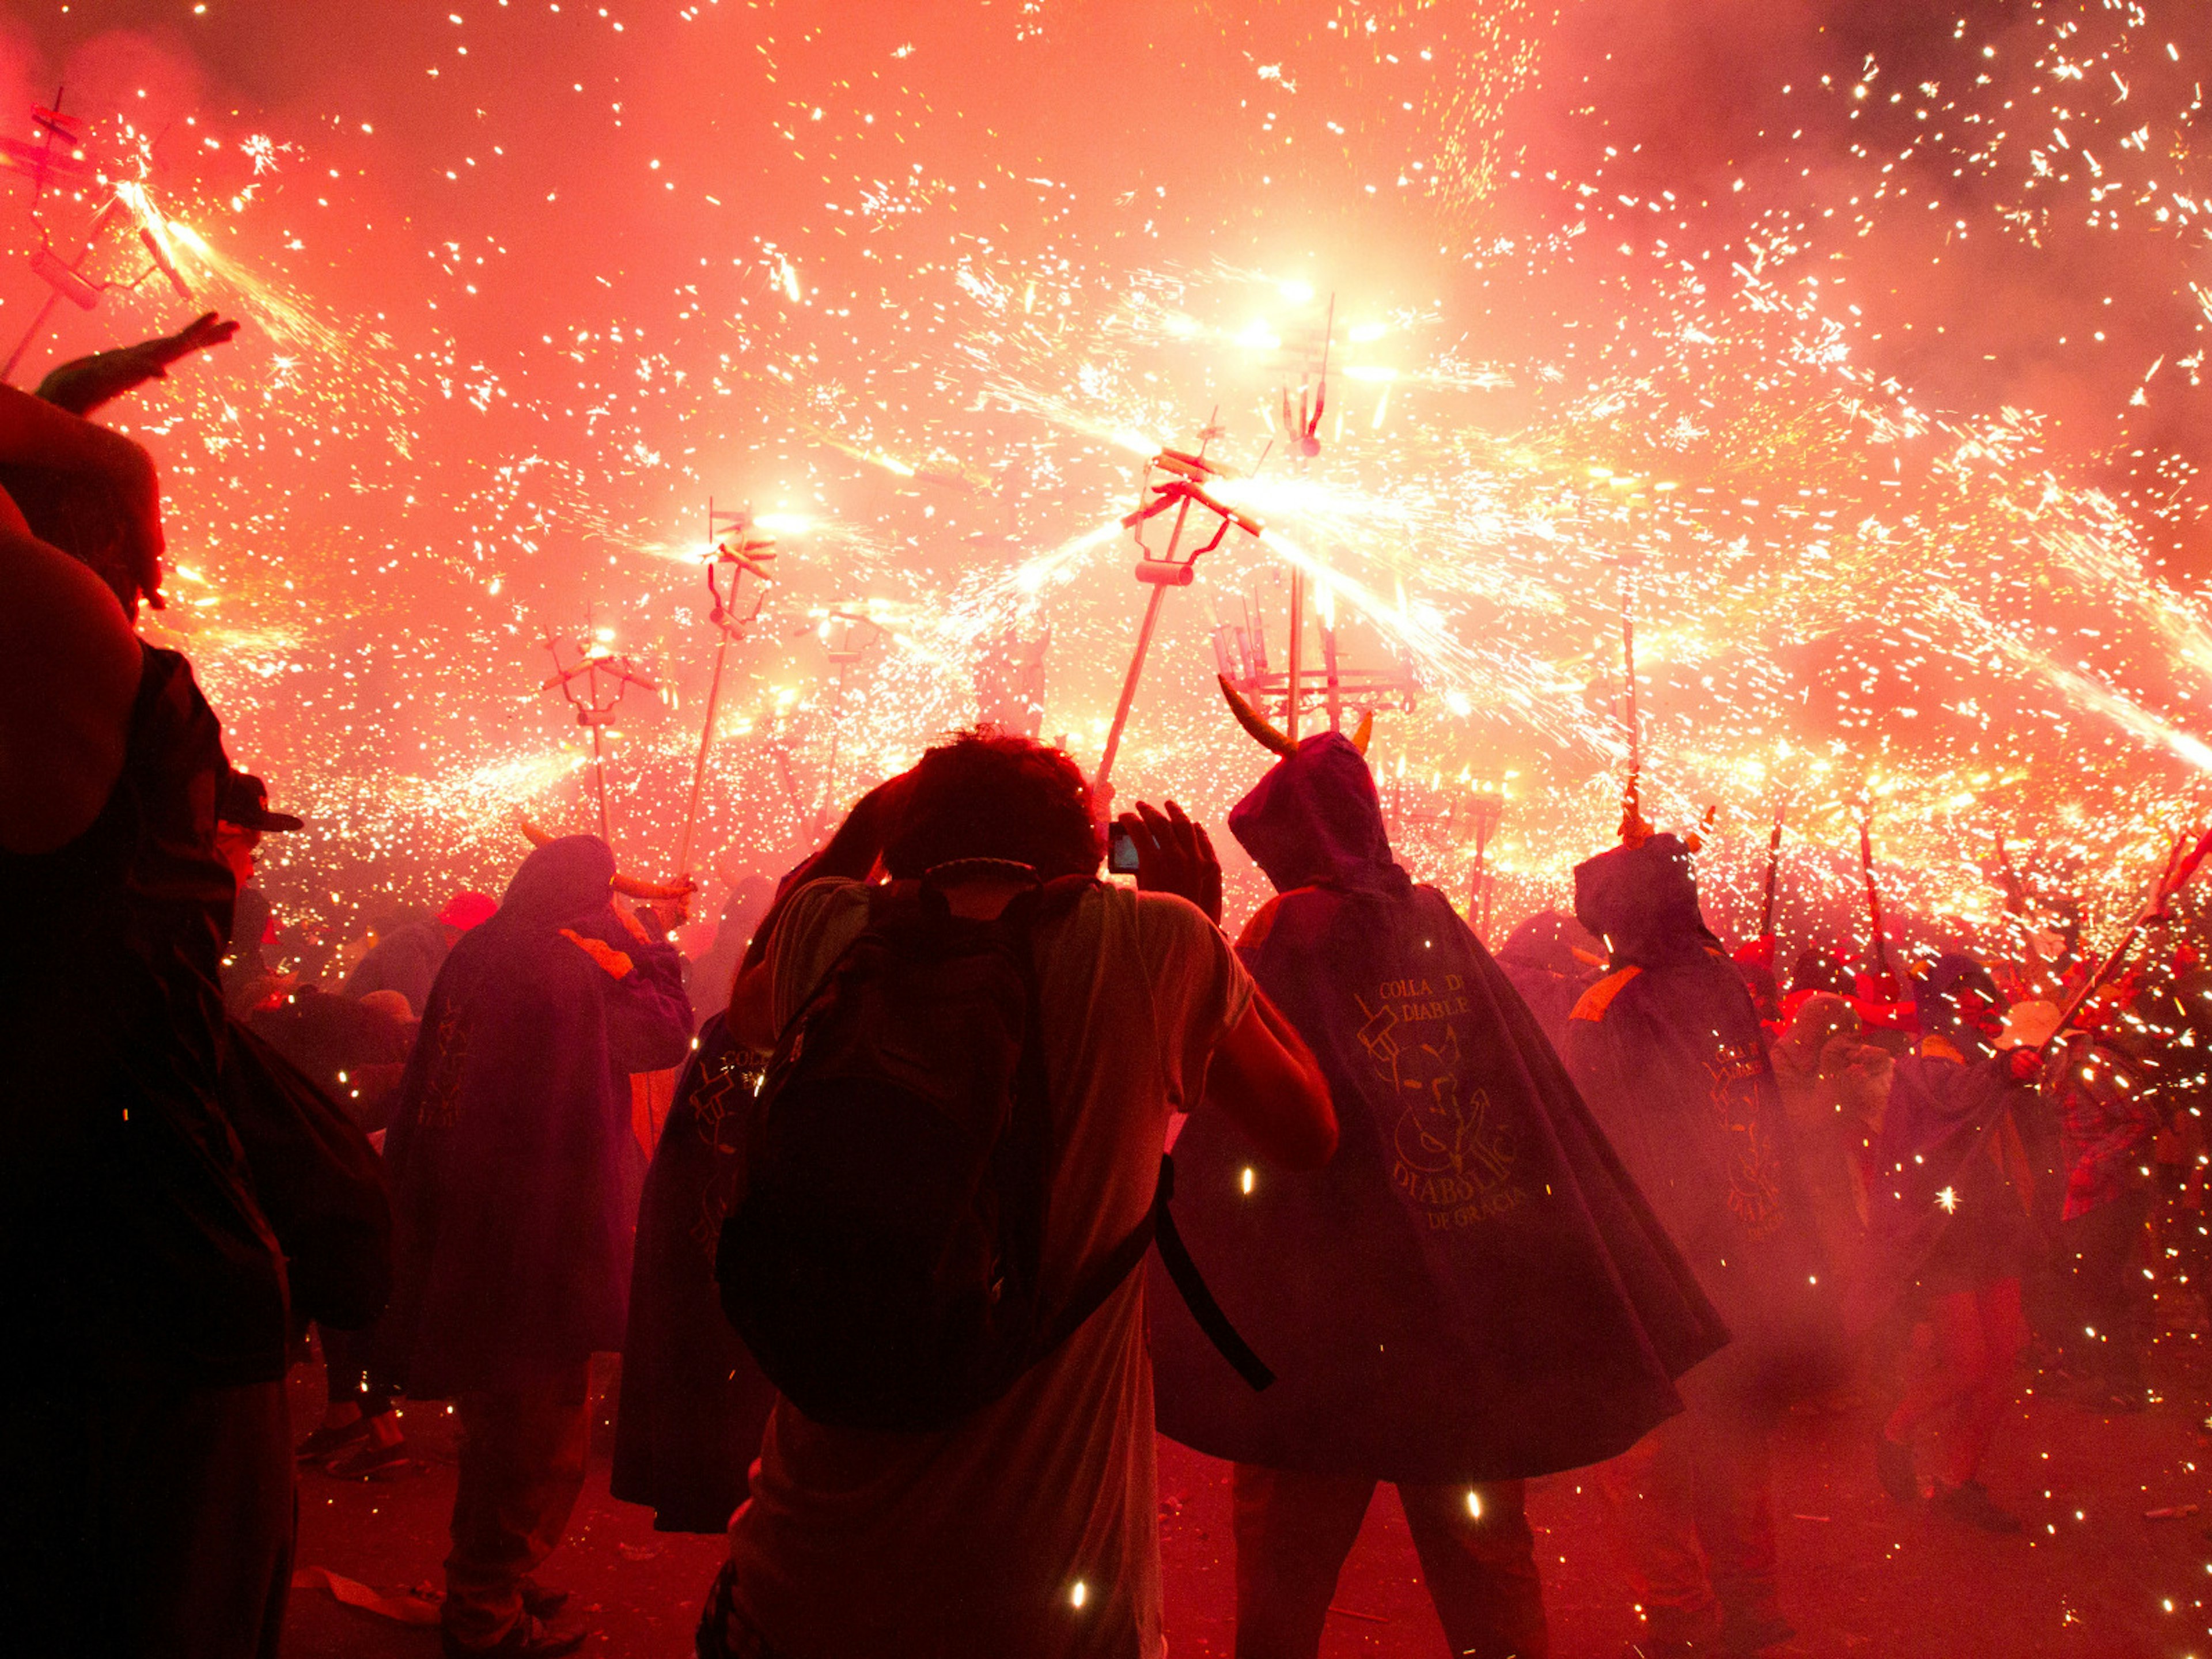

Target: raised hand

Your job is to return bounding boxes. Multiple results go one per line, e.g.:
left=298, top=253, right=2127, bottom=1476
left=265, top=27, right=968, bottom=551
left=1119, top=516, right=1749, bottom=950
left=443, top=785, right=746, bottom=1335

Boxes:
left=1115, top=798, right=1223, bottom=926
left=33, top=312, right=242, bottom=418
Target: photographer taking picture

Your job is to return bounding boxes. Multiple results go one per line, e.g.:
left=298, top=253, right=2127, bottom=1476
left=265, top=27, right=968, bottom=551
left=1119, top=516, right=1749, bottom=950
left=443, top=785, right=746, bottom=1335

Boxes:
left=702, top=728, right=1334, bottom=1659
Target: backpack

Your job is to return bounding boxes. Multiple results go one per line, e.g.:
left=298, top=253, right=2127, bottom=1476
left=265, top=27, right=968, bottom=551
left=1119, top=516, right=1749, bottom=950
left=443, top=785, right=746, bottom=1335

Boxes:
left=716, top=873, right=1270, bottom=1431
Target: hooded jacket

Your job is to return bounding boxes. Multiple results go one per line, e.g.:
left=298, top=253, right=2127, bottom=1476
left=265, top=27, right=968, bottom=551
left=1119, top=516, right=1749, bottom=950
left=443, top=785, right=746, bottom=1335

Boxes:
left=1562, top=834, right=1838, bottom=1407
left=1149, top=732, right=1725, bottom=1482
left=377, top=836, right=692, bottom=1396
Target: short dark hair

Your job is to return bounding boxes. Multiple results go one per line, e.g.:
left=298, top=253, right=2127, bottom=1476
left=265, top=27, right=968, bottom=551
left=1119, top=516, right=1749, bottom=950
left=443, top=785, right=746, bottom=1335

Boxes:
left=881, top=728, right=1098, bottom=882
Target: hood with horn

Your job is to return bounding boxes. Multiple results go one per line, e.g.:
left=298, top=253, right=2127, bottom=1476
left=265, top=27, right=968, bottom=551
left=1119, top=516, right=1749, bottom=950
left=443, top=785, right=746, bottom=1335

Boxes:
left=1219, top=676, right=1402, bottom=895
left=1571, top=831, right=1720, bottom=969
left=515, top=812, right=694, bottom=901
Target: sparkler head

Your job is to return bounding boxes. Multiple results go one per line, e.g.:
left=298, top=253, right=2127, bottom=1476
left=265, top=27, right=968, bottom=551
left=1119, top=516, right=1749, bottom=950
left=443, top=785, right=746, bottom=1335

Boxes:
left=1125, top=440, right=1262, bottom=582
left=706, top=529, right=776, bottom=635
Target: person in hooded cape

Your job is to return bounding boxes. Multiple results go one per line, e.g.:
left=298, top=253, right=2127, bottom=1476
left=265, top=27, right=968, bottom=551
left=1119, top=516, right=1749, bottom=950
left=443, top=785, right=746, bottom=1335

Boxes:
left=611, top=1012, right=778, bottom=1532
left=377, top=835, right=692, bottom=1659
left=1868, top=953, right=2045, bottom=1533
left=1492, top=907, right=1604, bottom=1050
left=1562, top=830, right=1838, bottom=1659
left=1150, top=688, right=1726, bottom=1659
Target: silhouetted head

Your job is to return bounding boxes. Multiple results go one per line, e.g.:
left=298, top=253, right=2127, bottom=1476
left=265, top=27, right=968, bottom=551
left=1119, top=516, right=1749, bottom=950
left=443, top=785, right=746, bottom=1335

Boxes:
left=882, top=728, right=1098, bottom=882
left=1572, top=832, right=1716, bottom=967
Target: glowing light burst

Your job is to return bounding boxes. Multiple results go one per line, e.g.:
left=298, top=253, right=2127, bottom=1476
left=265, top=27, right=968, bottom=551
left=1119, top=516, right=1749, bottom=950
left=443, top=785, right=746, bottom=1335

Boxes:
left=7, top=2, right=2211, bottom=965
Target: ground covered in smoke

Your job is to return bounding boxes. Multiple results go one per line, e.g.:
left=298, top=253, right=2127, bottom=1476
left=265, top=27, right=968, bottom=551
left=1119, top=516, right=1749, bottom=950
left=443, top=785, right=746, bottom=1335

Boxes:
left=281, top=1332, right=2210, bottom=1659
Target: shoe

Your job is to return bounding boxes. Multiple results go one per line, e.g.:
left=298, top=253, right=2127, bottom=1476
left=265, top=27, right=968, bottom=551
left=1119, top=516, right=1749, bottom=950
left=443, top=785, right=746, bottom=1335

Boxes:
left=1936, top=1479, right=2022, bottom=1533
left=1874, top=1432, right=1918, bottom=1503
left=441, top=1614, right=588, bottom=1659
left=294, top=1418, right=369, bottom=1462
left=324, top=1438, right=414, bottom=1481
left=519, top=1578, right=569, bottom=1619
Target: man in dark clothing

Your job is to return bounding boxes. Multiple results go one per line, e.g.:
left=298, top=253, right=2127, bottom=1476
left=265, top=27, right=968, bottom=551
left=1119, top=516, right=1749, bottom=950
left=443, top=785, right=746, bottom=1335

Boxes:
left=1562, top=831, right=1836, bottom=1659
left=0, top=373, right=299, bottom=1659
left=1152, top=691, right=1727, bottom=1659
left=379, top=835, right=693, bottom=1657
left=611, top=1013, right=779, bottom=1531
left=1870, top=954, right=2044, bottom=1530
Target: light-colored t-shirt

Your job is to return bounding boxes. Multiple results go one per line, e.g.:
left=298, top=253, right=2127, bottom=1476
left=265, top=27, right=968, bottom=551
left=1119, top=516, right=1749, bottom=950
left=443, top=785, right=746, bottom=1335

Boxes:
left=726, top=877, right=1253, bottom=1659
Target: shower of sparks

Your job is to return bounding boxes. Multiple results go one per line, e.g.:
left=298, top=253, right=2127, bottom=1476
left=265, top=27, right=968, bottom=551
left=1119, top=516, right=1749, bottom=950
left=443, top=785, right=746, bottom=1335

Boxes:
left=1, top=0, right=2208, bottom=974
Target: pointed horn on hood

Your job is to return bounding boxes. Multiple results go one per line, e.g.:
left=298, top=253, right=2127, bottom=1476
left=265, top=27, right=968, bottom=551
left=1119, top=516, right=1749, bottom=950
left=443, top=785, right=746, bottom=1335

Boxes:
left=516, top=810, right=687, bottom=901
left=612, top=870, right=696, bottom=902
left=1349, top=708, right=1373, bottom=756
left=1218, top=674, right=1297, bottom=759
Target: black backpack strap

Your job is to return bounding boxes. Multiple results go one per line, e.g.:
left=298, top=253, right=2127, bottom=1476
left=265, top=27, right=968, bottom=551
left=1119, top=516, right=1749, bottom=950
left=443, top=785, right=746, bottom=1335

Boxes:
left=1039, top=1153, right=1275, bottom=1391
left=1148, top=1154, right=1275, bottom=1390
left=1001, top=879, right=1274, bottom=1391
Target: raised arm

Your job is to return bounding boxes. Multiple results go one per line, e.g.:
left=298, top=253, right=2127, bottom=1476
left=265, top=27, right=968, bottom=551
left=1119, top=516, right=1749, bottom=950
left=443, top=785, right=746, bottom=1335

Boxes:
left=1116, top=797, right=1335, bottom=1170
left=729, top=770, right=915, bottom=1048
left=1203, top=987, right=1336, bottom=1171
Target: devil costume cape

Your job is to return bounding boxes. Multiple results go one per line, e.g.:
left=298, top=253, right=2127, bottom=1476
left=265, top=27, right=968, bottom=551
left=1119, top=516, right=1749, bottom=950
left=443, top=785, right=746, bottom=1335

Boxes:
left=612, top=1014, right=778, bottom=1532
left=1150, top=730, right=1725, bottom=1483
left=1865, top=955, right=2044, bottom=1307
left=1562, top=834, right=1838, bottom=1407
left=376, top=836, right=693, bottom=1397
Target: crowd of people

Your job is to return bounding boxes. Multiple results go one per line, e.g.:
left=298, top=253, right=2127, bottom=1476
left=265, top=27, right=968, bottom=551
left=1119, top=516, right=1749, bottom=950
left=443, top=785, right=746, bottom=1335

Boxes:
left=1, top=323, right=2198, bottom=1659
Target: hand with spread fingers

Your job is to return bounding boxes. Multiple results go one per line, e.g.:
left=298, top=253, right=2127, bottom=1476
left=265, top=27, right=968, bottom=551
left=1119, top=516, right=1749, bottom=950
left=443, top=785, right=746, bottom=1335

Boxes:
left=33, top=312, right=243, bottom=419
left=1115, top=798, right=1223, bottom=926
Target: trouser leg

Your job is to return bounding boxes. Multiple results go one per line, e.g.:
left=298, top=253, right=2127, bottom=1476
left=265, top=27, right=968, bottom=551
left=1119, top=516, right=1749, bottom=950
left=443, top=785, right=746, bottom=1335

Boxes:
left=1597, top=1414, right=1718, bottom=1649
left=1934, top=1279, right=2026, bottom=1489
left=1690, top=1415, right=1780, bottom=1647
left=1398, top=1479, right=1547, bottom=1659
left=444, top=1363, right=592, bottom=1650
left=1231, top=1462, right=1375, bottom=1659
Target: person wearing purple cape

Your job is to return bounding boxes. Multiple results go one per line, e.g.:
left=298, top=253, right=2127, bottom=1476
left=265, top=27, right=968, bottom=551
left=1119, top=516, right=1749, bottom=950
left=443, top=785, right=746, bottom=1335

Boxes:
left=1150, top=684, right=1728, bottom=1659
left=1563, top=828, right=1839, bottom=1658
left=377, top=834, right=693, bottom=1659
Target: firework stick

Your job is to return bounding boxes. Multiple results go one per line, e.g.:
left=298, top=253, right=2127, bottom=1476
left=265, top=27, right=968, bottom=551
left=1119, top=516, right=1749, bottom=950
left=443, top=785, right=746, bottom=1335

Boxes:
left=1759, top=810, right=1784, bottom=940
left=1093, top=578, right=1170, bottom=813
left=2052, top=820, right=2212, bottom=1036
left=1859, top=811, right=1891, bottom=980
left=673, top=630, right=733, bottom=879
left=1620, top=565, right=1640, bottom=834
left=1094, top=458, right=1204, bottom=812
left=588, top=722, right=613, bottom=847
